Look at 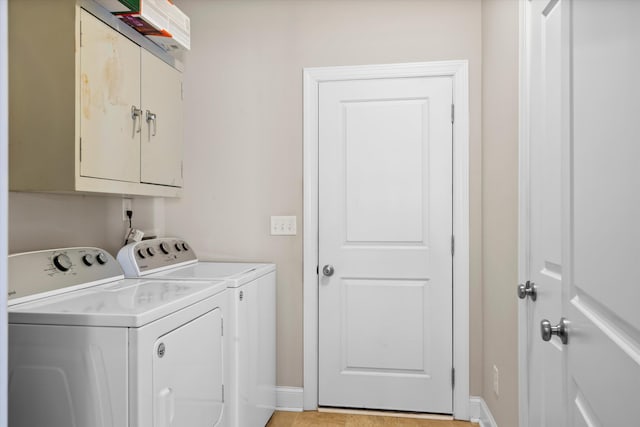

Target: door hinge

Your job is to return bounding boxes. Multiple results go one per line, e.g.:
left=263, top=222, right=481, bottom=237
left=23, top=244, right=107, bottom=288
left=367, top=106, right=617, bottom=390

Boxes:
left=452, top=368, right=455, bottom=389
left=451, top=104, right=455, bottom=124
left=451, top=235, right=455, bottom=256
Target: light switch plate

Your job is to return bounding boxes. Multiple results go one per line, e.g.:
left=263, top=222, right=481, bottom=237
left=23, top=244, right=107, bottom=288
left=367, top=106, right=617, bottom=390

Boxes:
left=271, top=216, right=297, bottom=235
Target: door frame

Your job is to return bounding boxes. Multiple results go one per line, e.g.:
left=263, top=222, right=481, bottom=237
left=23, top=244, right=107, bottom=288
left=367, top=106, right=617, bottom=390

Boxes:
left=1, top=0, right=8, bottom=425
left=302, top=61, right=470, bottom=419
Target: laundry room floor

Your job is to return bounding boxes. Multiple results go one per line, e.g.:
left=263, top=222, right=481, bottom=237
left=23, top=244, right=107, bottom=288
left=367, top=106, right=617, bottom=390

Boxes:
left=266, top=411, right=479, bottom=426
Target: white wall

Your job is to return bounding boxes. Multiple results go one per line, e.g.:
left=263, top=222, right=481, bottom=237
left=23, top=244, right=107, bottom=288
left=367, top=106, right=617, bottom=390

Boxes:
left=1, top=0, right=9, bottom=424
left=164, top=0, right=484, bottom=391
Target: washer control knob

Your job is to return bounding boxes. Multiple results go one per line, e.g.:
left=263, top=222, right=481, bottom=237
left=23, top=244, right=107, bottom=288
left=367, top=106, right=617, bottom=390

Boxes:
left=147, top=247, right=156, bottom=257
left=182, top=242, right=189, bottom=251
left=53, top=254, right=72, bottom=272
left=137, top=249, right=146, bottom=259
left=82, top=254, right=95, bottom=266
left=96, top=252, right=108, bottom=265
left=160, top=242, right=170, bottom=254
left=174, top=243, right=183, bottom=252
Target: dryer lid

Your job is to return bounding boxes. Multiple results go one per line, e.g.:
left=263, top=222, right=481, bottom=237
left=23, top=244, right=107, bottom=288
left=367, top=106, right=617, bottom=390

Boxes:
left=148, top=262, right=275, bottom=287
left=8, top=278, right=228, bottom=327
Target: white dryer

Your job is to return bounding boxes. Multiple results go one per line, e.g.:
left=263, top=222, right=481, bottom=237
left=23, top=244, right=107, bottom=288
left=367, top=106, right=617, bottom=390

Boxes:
left=117, top=238, right=276, bottom=427
left=8, top=247, right=229, bottom=427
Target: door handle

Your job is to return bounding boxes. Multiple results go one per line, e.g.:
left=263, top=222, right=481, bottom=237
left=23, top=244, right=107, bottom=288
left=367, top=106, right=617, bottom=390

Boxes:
left=146, top=110, right=157, bottom=137
left=517, top=280, right=537, bottom=301
left=541, top=317, right=569, bottom=345
left=131, top=105, right=143, bottom=134
left=322, top=265, right=334, bottom=277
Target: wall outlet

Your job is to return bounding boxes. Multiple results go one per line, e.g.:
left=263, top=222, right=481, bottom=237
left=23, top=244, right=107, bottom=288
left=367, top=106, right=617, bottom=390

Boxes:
left=270, top=215, right=297, bottom=235
left=122, top=198, right=133, bottom=221
left=493, top=365, right=499, bottom=397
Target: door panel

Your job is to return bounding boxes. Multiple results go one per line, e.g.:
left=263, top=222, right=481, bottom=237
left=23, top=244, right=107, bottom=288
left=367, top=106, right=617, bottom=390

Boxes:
left=153, top=308, right=223, bottom=427
left=318, top=77, right=452, bottom=413
left=80, top=10, right=140, bottom=183
left=526, top=0, right=564, bottom=425
left=140, top=49, right=183, bottom=187
left=568, top=1, right=640, bottom=425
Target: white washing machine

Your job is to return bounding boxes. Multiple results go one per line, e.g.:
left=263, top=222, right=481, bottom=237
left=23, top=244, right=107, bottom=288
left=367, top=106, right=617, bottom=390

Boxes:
left=8, top=247, right=229, bottom=427
left=117, top=238, right=276, bottom=427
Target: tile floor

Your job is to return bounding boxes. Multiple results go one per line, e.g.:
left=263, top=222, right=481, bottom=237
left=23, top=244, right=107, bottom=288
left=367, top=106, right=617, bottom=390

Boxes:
left=266, top=411, right=479, bottom=427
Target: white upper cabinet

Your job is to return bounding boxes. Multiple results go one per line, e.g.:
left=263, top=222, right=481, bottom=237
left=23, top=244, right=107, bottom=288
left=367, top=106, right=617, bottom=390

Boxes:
left=9, top=2, right=183, bottom=197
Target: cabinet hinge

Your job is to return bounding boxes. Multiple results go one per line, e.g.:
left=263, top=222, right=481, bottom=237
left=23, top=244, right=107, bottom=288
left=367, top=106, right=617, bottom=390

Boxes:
left=452, top=368, right=455, bottom=389
left=451, top=235, right=455, bottom=256
left=451, top=104, right=455, bottom=124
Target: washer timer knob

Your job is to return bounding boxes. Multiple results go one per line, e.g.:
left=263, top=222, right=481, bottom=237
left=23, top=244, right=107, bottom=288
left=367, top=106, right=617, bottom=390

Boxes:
left=82, top=254, right=95, bottom=266
left=147, top=247, right=156, bottom=257
left=160, top=242, right=170, bottom=254
left=53, top=254, right=72, bottom=272
left=96, top=252, right=108, bottom=265
left=182, top=243, right=189, bottom=251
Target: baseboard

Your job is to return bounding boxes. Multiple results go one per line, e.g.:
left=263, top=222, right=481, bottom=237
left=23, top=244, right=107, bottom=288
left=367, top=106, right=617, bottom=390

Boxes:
left=278, top=390, right=496, bottom=423
left=469, top=396, right=498, bottom=427
left=276, top=386, right=304, bottom=412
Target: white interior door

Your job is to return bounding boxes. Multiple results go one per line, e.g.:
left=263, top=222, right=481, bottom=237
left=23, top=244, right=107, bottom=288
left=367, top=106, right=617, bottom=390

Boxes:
left=318, top=76, right=453, bottom=413
left=523, top=0, right=640, bottom=425
left=524, top=0, right=565, bottom=425
left=566, top=1, right=640, bottom=425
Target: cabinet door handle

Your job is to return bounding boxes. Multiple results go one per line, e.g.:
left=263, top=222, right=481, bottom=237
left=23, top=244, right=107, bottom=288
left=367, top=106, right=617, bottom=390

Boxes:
left=131, top=106, right=143, bottom=134
left=146, top=110, right=157, bottom=137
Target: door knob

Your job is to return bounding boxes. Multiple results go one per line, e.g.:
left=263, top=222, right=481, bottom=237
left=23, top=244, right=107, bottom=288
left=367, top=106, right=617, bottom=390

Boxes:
left=322, top=265, right=335, bottom=277
left=517, top=280, right=537, bottom=301
left=540, top=317, right=569, bottom=345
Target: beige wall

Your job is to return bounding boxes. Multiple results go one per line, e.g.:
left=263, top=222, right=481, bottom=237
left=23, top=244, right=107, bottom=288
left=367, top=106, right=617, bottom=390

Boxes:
left=164, top=0, right=484, bottom=391
left=8, top=192, right=163, bottom=255
left=481, top=0, right=519, bottom=425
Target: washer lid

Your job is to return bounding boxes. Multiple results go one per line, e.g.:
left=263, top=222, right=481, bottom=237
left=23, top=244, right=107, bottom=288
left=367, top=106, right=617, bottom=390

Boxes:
left=8, top=278, right=228, bottom=327
left=147, top=262, right=276, bottom=288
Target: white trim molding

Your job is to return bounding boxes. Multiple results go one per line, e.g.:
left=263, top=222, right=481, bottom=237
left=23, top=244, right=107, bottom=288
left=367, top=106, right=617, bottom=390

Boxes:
left=469, top=397, right=498, bottom=427
left=1, top=1, right=9, bottom=425
left=303, top=61, right=470, bottom=419
left=276, top=387, right=304, bottom=412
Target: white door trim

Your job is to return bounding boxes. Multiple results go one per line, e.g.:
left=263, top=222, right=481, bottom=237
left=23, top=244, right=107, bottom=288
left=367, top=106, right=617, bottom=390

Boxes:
left=0, top=0, right=9, bottom=425
left=518, top=0, right=532, bottom=426
left=303, top=60, right=470, bottom=419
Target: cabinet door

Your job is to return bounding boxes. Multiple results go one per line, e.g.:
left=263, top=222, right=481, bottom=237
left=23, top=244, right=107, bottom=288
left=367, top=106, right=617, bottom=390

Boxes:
left=80, top=10, right=141, bottom=183
left=141, top=50, right=183, bottom=187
